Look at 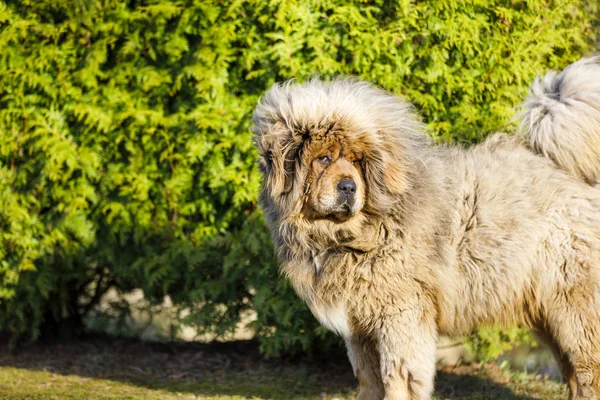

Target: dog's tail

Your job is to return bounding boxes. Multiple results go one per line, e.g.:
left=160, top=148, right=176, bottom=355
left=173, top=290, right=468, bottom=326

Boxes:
left=520, top=57, right=600, bottom=185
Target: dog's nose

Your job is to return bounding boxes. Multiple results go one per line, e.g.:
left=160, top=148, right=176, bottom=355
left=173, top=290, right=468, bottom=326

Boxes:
left=337, top=179, right=356, bottom=194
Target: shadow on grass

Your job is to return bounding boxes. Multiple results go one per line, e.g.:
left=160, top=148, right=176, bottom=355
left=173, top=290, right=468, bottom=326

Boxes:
left=435, top=370, right=534, bottom=400
left=0, top=335, right=561, bottom=399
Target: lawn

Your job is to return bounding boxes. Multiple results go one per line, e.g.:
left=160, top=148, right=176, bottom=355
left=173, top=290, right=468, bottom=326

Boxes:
left=0, top=336, right=567, bottom=400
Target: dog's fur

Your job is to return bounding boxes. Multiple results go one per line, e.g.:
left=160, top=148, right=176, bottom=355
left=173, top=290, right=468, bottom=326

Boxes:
left=252, top=57, right=600, bottom=400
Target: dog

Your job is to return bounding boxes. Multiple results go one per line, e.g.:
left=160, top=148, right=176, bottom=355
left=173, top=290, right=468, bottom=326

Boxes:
left=252, top=57, right=600, bottom=400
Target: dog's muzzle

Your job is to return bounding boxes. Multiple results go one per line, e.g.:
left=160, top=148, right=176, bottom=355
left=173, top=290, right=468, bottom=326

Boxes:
left=335, top=179, right=356, bottom=215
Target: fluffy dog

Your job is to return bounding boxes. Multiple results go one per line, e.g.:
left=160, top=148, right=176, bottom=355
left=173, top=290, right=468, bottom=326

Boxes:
left=252, top=57, right=600, bottom=400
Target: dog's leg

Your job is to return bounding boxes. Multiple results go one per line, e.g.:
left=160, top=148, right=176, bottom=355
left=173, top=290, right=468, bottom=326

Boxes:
left=374, top=312, right=437, bottom=400
left=545, top=290, right=600, bottom=399
left=534, top=326, right=578, bottom=399
left=346, top=335, right=384, bottom=400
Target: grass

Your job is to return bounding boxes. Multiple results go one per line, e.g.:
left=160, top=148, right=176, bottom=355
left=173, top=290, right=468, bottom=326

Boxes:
left=0, top=336, right=568, bottom=400
left=0, top=366, right=355, bottom=400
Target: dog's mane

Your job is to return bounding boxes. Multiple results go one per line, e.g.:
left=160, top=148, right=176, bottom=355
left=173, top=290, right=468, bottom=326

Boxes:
left=252, top=78, right=450, bottom=269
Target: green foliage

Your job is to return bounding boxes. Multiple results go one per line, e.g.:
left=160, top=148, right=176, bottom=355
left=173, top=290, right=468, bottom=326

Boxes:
left=0, top=0, right=597, bottom=356
left=465, top=326, right=536, bottom=362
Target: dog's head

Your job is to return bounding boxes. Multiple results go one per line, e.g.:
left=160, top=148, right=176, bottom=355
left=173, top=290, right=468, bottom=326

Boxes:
left=252, top=78, right=427, bottom=228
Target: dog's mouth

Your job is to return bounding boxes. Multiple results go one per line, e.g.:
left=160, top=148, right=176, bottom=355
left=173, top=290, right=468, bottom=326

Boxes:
left=304, top=190, right=363, bottom=223
left=337, top=202, right=353, bottom=215
left=330, top=200, right=356, bottom=220
left=304, top=200, right=358, bottom=223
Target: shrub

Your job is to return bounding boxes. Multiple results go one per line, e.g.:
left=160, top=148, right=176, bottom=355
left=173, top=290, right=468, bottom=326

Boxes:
left=0, top=0, right=597, bottom=357
left=465, top=326, right=537, bottom=363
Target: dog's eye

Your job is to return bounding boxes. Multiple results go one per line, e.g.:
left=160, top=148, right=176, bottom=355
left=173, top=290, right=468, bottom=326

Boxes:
left=317, top=155, right=332, bottom=165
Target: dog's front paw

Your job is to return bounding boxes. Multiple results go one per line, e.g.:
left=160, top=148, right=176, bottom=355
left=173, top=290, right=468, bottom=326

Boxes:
left=356, top=387, right=384, bottom=400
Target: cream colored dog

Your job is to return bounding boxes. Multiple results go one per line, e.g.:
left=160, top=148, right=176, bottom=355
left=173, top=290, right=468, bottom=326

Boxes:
left=252, top=57, right=600, bottom=400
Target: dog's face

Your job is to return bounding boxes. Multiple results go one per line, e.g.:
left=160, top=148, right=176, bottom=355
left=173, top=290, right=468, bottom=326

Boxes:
left=303, top=137, right=366, bottom=222
left=252, top=78, right=426, bottom=228
left=255, top=123, right=370, bottom=225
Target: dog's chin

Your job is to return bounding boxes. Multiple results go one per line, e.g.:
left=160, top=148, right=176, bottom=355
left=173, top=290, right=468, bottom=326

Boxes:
left=313, top=203, right=361, bottom=223
left=330, top=211, right=356, bottom=223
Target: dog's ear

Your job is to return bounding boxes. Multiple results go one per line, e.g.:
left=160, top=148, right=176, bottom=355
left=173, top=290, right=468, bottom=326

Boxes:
left=252, top=81, right=309, bottom=203
left=253, top=122, right=296, bottom=200
left=380, top=139, right=412, bottom=195
left=357, top=90, right=428, bottom=214
left=362, top=134, right=413, bottom=213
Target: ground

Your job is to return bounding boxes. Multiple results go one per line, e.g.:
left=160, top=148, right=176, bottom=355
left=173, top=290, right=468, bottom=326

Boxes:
left=0, top=336, right=567, bottom=400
